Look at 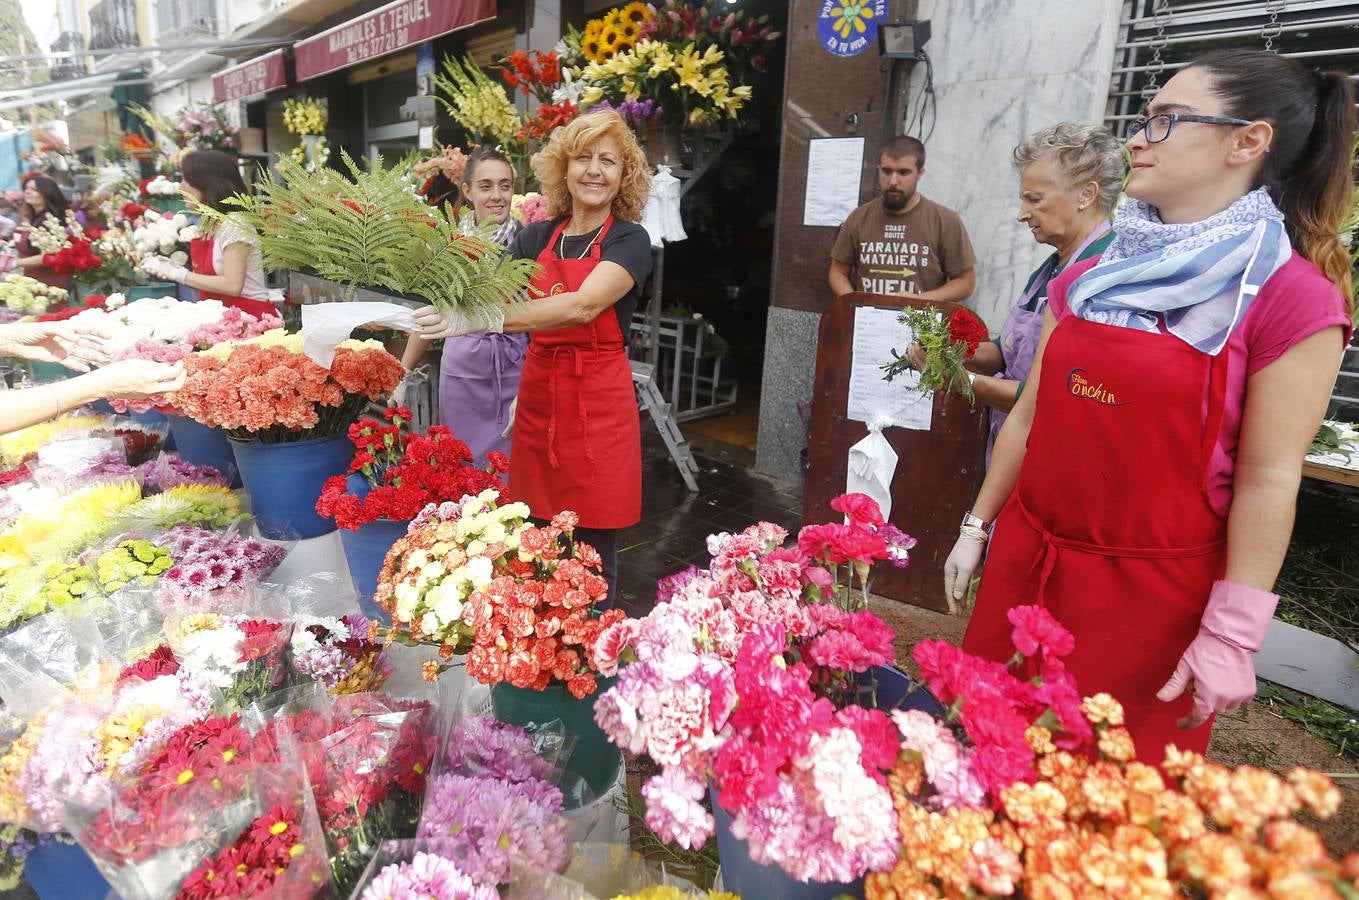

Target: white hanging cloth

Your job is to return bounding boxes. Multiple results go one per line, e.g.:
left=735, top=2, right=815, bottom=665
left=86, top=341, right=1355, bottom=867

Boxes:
left=846, top=416, right=898, bottom=520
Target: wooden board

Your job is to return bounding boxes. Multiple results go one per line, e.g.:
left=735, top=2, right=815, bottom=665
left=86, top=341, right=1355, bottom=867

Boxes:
left=1302, top=460, right=1359, bottom=488
left=803, top=292, right=988, bottom=612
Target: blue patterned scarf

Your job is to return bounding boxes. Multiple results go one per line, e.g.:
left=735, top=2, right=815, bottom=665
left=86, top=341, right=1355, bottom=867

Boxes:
left=1065, top=187, right=1291, bottom=355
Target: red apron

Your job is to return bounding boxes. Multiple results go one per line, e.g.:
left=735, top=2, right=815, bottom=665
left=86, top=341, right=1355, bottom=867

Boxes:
left=188, top=236, right=276, bottom=318
left=507, top=217, right=641, bottom=529
left=962, top=314, right=1229, bottom=768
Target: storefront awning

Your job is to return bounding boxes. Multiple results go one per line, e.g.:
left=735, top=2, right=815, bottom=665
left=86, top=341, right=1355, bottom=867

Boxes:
left=293, top=0, right=495, bottom=82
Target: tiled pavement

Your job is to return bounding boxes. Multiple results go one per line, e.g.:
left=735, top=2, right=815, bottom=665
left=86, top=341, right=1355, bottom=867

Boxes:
left=615, top=431, right=804, bottom=617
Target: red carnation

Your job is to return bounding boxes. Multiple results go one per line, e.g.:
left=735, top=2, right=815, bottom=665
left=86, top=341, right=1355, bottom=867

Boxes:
left=948, top=308, right=990, bottom=358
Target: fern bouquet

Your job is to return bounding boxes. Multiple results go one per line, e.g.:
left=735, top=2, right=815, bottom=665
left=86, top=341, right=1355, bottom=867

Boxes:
left=207, top=153, right=539, bottom=322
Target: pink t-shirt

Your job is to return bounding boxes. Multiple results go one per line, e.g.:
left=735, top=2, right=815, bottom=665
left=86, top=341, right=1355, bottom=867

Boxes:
left=1048, top=252, right=1352, bottom=517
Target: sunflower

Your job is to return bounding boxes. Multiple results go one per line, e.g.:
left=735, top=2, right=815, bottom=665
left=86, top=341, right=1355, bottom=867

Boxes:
left=602, top=10, right=625, bottom=34
left=622, top=1, right=651, bottom=25
left=620, top=21, right=640, bottom=43
left=583, top=34, right=605, bottom=62
left=600, top=27, right=623, bottom=57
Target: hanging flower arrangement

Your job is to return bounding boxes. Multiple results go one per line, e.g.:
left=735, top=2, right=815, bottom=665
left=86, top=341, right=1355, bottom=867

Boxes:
left=171, top=101, right=239, bottom=154
left=283, top=97, right=330, bottom=172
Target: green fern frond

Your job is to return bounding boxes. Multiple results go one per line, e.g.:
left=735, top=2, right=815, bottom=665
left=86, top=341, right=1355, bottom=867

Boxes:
left=203, top=150, right=536, bottom=312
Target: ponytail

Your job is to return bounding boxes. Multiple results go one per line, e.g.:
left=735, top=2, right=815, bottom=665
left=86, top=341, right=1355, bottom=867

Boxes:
left=1275, top=71, right=1356, bottom=314
left=1191, top=50, right=1358, bottom=314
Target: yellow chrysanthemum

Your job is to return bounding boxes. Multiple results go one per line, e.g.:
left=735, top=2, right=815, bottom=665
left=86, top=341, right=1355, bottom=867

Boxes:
left=0, top=479, right=142, bottom=575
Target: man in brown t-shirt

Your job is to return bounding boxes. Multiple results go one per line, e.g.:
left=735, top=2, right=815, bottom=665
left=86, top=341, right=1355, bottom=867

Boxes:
left=828, top=136, right=977, bottom=302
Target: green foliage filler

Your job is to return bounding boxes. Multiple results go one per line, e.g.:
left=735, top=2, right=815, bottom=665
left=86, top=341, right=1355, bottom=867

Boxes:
left=209, top=152, right=539, bottom=319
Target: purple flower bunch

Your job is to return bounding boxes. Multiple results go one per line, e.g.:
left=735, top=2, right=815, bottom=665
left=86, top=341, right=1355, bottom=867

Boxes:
left=598, top=98, right=664, bottom=128
left=289, top=613, right=392, bottom=693
left=153, top=526, right=286, bottom=610
left=416, top=774, right=567, bottom=886
left=358, top=850, right=498, bottom=900
left=442, top=717, right=560, bottom=784
left=50, top=449, right=135, bottom=489
left=135, top=453, right=228, bottom=493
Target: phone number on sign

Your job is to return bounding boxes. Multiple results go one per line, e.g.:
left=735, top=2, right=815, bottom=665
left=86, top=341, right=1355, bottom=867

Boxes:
left=344, top=28, right=409, bottom=64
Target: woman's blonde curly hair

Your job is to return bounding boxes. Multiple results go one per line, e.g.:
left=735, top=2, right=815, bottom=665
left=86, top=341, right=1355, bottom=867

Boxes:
left=532, top=110, right=651, bottom=222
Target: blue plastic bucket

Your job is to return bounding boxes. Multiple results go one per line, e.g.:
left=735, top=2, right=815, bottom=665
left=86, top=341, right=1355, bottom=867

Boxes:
left=339, top=517, right=410, bottom=622
left=229, top=433, right=352, bottom=539
left=167, top=415, right=240, bottom=487
left=24, top=839, right=109, bottom=899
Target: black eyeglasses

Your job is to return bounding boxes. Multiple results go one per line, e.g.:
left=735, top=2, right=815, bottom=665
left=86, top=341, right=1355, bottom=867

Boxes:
left=1129, top=113, right=1254, bottom=143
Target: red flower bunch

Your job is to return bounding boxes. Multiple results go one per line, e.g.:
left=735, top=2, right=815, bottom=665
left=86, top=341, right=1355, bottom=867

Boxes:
left=315, top=407, right=506, bottom=529
left=519, top=101, right=581, bottom=141
left=35, top=294, right=106, bottom=322
left=137, top=177, right=153, bottom=196
left=642, top=0, right=781, bottom=73
left=118, top=201, right=150, bottom=223
left=42, top=237, right=102, bottom=274
left=947, top=308, right=990, bottom=359
left=175, top=801, right=322, bottom=900
left=500, top=50, right=563, bottom=103
left=116, top=644, right=180, bottom=685
left=0, top=459, right=33, bottom=490
left=912, top=605, right=1094, bottom=802
left=173, top=339, right=404, bottom=442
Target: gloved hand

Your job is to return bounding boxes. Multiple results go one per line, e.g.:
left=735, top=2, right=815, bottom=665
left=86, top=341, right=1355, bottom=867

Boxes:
left=1157, top=580, right=1278, bottom=729
left=140, top=255, right=188, bottom=283
left=943, top=526, right=988, bottom=614
left=501, top=396, right=518, bottom=438
left=390, top=374, right=411, bottom=408
left=87, top=359, right=187, bottom=400
left=412, top=304, right=504, bottom=340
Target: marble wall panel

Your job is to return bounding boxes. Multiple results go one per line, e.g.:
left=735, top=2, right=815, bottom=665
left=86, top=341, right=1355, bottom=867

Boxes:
left=754, top=306, right=821, bottom=480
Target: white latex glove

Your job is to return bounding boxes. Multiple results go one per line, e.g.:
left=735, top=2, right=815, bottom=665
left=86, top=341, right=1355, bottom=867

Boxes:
left=412, top=304, right=504, bottom=340
left=87, top=359, right=187, bottom=400
left=140, top=255, right=188, bottom=283
left=501, top=396, right=517, bottom=438
left=390, top=375, right=410, bottom=408
left=943, top=530, right=987, bottom=614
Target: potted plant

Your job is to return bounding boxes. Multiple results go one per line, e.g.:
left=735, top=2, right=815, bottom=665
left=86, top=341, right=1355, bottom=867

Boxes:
left=316, top=407, right=506, bottom=619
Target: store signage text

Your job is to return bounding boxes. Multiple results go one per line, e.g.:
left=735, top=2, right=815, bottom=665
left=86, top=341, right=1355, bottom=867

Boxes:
left=295, top=0, right=495, bottom=81
left=212, top=50, right=287, bottom=102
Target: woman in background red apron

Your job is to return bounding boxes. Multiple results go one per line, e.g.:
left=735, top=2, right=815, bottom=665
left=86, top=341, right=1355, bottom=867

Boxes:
left=140, top=150, right=276, bottom=319
left=946, top=50, right=1354, bottom=768
left=14, top=176, right=74, bottom=290
left=413, top=110, right=654, bottom=607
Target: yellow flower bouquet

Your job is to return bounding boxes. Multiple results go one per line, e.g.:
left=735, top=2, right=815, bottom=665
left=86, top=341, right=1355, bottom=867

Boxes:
left=580, top=40, right=752, bottom=127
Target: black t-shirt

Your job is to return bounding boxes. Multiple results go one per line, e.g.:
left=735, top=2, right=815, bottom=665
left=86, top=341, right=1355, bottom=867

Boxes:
left=509, top=216, right=653, bottom=334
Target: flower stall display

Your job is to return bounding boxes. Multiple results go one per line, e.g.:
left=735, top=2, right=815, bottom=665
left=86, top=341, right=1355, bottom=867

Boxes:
left=863, top=608, right=1358, bottom=898
left=512, top=192, right=551, bottom=225
left=170, top=101, right=239, bottom=155
left=434, top=57, right=523, bottom=148
left=883, top=305, right=992, bottom=400
left=315, top=407, right=506, bottom=613
left=412, top=146, right=469, bottom=207
left=377, top=489, right=626, bottom=796
left=283, top=98, right=330, bottom=172
left=168, top=328, right=403, bottom=538
left=141, top=175, right=181, bottom=199
left=577, top=3, right=653, bottom=64
left=288, top=613, right=392, bottom=694
left=128, top=209, right=195, bottom=265
left=579, top=42, right=752, bottom=130
left=216, top=153, right=539, bottom=315
left=641, top=0, right=781, bottom=81
left=592, top=493, right=914, bottom=891
left=0, top=275, right=68, bottom=316
left=73, top=296, right=235, bottom=355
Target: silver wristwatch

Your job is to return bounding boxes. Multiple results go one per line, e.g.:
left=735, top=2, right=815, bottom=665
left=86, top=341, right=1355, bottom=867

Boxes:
left=961, top=512, right=994, bottom=537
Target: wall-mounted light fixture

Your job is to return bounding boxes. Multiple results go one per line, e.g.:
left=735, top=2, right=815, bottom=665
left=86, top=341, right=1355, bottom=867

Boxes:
left=878, top=20, right=931, bottom=61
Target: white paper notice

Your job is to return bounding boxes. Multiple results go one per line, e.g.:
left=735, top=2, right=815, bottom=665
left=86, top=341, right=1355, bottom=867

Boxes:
left=847, top=306, right=932, bottom=431
left=803, top=137, right=865, bottom=227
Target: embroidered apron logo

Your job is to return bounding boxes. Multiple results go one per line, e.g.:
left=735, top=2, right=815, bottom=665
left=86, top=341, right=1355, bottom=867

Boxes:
left=1067, top=368, right=1126, bottom=406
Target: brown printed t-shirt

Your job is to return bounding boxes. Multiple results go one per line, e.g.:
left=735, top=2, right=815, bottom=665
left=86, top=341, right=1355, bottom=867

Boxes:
left=831, top=195, right=977, bottom=295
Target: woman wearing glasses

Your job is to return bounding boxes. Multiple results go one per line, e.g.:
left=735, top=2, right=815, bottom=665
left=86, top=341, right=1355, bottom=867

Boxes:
left=946, top=49, right=1354, bottom=766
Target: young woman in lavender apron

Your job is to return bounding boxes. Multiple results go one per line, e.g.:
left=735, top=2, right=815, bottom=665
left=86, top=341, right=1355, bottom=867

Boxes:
left=400, top=146, right=527, bottom=466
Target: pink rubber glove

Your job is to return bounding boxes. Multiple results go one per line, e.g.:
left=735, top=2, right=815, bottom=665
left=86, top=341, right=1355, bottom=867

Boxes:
left=1157, top=580, right=1277, bottom=729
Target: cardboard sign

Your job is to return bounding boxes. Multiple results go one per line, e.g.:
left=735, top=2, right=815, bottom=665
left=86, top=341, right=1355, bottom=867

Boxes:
left=212, top=50, right=287, bottom=103
left=295, top=0, right=496, bottom=81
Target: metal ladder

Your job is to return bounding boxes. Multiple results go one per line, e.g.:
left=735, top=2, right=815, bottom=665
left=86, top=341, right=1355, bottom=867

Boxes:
left=633, top=359, right=699, bottom=492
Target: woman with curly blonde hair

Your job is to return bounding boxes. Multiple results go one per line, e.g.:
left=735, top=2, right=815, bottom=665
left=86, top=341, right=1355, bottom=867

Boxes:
left=414, top=109, right=654, bottom=607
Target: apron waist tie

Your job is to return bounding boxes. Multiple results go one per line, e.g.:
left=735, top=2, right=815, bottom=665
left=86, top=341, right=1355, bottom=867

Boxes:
left=1013, top=493, right=1226, bottom=612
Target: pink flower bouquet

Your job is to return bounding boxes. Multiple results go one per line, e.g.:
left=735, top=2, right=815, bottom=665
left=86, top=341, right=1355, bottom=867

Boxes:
left=591, top=493, right=915, bottom=883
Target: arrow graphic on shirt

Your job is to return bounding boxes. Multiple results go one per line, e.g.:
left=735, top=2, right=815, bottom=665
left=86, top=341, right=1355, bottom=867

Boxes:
left=867, top=266, right=917, bottom=278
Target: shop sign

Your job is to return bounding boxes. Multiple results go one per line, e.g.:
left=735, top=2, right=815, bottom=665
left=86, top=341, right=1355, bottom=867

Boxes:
left=212, top=50, right=287, bottom=103
left=817, top=0, right=888, bottom=58
left=295, top=0, right=496, bottom=82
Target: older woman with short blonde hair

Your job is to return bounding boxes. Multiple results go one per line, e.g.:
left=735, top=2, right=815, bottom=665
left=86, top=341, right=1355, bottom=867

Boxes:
left=414, top=109, right=654, bottom=608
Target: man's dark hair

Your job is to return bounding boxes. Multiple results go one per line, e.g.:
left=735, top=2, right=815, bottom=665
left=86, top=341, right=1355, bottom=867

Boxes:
left=882, top=136, right=925, bottom=168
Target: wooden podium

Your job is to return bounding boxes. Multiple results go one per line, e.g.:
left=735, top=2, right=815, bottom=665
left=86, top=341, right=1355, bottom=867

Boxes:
left=803, top=292, right=988, bottom=612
